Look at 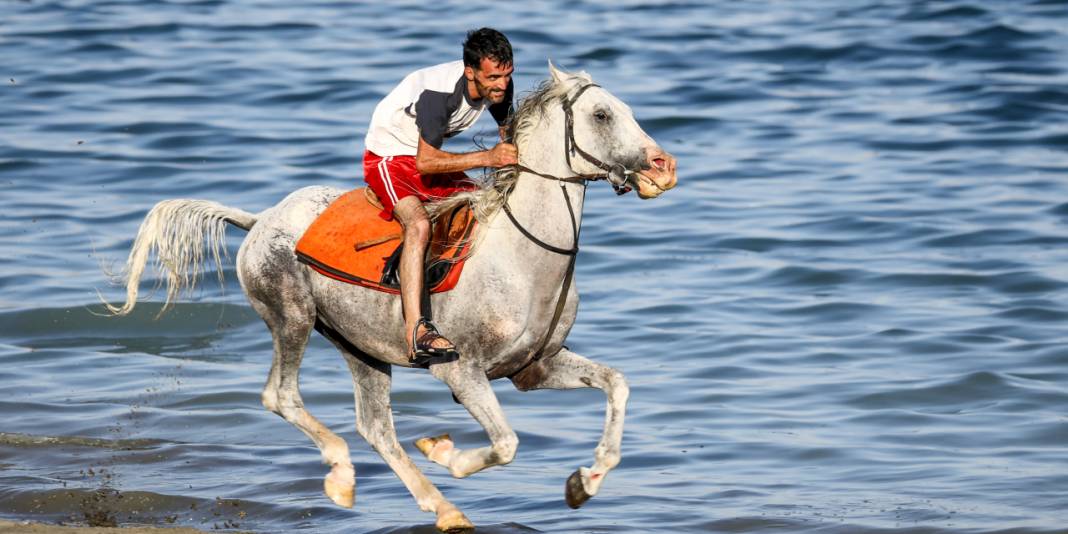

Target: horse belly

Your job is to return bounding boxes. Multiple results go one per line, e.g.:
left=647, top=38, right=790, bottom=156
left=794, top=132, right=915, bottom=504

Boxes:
left=309, top=275, right=410, bottom=365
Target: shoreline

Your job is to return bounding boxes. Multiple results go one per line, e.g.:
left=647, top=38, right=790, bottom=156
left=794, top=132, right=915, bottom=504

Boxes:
left=0, top=520, right=214, bottom=534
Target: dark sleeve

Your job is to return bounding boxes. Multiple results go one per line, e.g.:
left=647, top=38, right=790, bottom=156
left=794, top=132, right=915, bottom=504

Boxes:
left=414, top=90, right=453, bottom=149
left=489, top=77, right=515, bottom=126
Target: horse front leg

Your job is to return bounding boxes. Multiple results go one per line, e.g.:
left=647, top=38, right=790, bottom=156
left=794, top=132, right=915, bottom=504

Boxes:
left=414, top=356, right=519, bottom=479
left=510, top=348, right=629, bottom=509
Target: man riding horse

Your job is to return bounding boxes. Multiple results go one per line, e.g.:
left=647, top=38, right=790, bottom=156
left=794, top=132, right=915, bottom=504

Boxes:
left=362, top=28, right=518, bottom=364
left=105, top=40, right=678, bottom=530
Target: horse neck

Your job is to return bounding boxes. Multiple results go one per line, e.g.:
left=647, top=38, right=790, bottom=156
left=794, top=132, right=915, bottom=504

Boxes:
left=501, top=115, right=587, bottom=254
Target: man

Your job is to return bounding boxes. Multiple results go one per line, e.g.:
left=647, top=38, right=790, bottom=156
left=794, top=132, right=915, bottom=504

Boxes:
left=363, top=28, right=517, bottom=363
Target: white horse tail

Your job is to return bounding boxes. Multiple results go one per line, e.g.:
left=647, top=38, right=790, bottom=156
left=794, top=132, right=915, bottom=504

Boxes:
left=102, top=199, right=257, bottom=316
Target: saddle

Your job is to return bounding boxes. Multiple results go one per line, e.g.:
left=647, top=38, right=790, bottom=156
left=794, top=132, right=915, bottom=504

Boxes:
left=294, top=188, right=476, bottom=294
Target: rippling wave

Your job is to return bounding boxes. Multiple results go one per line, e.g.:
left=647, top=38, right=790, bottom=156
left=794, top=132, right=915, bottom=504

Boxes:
left=3, top=0, right=1068, bottom=532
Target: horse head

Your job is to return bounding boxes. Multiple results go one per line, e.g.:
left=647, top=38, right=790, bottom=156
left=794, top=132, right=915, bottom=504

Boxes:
left=547, top=61, right=677, bottom=199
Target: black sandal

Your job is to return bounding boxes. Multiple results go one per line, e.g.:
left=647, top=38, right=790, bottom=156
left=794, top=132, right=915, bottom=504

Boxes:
left=410, top=318, right=458, bottom=367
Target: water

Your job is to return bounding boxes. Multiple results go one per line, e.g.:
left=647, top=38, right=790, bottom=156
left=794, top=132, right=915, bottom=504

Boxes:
left=2, top=0, right=1068, bottom=532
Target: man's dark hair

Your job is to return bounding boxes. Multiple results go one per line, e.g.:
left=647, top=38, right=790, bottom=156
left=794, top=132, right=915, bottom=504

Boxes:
left=463, top=28, right=513, bottom=69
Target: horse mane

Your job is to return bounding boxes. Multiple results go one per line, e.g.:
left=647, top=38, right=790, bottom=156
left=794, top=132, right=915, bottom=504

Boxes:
left=424, top=70, right=593, bottom=223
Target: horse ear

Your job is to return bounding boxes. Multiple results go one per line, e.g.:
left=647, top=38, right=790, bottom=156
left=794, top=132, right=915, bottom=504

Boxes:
left=548, top=59, right=569, bottom=84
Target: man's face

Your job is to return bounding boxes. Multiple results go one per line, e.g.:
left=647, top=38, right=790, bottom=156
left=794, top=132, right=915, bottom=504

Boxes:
left=466, top=57, right=513, bottom=104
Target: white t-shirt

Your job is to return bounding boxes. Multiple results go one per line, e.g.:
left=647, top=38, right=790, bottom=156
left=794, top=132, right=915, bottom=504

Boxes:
left=364, top=60, right=513, bottom=157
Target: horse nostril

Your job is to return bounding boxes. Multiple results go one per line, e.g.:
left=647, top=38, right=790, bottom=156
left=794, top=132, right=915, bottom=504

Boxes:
left=652, top=158, right=666, bottom=170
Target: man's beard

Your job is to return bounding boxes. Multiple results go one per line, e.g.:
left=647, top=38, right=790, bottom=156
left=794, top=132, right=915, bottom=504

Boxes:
left=478, top=82, right=505, bottom=103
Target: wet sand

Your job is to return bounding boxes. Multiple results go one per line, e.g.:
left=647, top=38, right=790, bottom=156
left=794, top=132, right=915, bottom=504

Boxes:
left=0, top=520, right=211, bottom=534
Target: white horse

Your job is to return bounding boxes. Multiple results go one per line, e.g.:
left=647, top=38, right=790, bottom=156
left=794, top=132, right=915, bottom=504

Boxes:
left=106, top=62, right=676, bottom=532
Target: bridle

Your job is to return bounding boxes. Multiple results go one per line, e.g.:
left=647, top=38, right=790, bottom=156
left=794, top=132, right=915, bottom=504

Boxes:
left=502, top=82, right=638, bottom=254
left=511, top=82, right=637, bottom=194
left=501, top=82, right=638, bottom=374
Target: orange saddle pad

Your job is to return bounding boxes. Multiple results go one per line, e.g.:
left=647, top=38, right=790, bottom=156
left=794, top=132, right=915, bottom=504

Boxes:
left=294, top=188, right=476, bottom=294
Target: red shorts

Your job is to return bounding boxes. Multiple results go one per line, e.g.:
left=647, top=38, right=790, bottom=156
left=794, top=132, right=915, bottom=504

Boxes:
left=362, top=150, right=475, bottom=221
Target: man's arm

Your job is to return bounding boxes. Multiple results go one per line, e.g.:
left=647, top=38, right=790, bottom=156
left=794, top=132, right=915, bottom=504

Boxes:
left=416, top=136, right=516, bottom=175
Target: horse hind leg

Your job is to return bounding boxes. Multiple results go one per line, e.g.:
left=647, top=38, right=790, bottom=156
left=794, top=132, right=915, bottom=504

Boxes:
left=510, top=348, right=629, bottom=509
left=316, top=324, right=473, bottom=532
left=247, top=285, right=355, bottom=508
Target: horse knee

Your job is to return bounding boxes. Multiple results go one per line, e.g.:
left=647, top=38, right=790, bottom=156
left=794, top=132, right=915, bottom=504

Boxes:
left=596, top=446, right=622, bottom=470
left=492, top=432, right=519, bottom=465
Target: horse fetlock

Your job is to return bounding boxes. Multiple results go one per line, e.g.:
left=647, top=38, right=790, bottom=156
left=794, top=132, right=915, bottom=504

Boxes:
left=415, top=495, right=437, bottom=513
left=593, top=445, right=621, bottom=470
left=320, top=435, right=351, bottom=460
left=329, top=462, right=355, bottom=479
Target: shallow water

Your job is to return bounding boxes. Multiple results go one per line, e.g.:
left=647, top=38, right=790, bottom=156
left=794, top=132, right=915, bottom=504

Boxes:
left=3, top=0, right=1068, bottom=532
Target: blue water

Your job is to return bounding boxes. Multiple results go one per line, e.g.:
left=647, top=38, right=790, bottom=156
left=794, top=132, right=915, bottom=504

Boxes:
left=3, top=0, right=1068, bottom=532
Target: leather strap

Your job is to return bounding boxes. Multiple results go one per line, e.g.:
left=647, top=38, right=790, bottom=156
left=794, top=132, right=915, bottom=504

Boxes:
left=503, top=181, right=584, bottom=379
left=532, top=246, right=577, bottom=363
left=502, top=200, right=577, bottom=256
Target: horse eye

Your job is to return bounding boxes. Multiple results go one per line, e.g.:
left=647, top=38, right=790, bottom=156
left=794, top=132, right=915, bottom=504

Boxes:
left=594, top=110, right=609, bottom=122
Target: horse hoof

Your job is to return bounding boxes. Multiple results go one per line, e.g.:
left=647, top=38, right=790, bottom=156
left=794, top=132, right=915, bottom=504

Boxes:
left=324, top=465, right=355, bottom=508
left=415, top=433, right=454, bottom=465
left=435, top=504, right=474, bottom=533
left=565, top=469, right=591, bottom=509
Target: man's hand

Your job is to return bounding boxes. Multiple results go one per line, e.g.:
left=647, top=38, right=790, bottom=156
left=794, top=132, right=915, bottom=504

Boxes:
left=417, top=137, right=517, bottom=175
left=486, top=142, right=517, bottom=168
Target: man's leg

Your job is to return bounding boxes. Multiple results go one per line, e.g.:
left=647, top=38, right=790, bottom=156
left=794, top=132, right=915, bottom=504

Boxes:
left=391, top=196, right=453, bottom=355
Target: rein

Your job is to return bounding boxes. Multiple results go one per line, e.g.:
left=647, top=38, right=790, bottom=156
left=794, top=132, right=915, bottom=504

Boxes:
left=502, top=82, right=624, bottom=373
left=502, top=180, right=582, bottom=374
